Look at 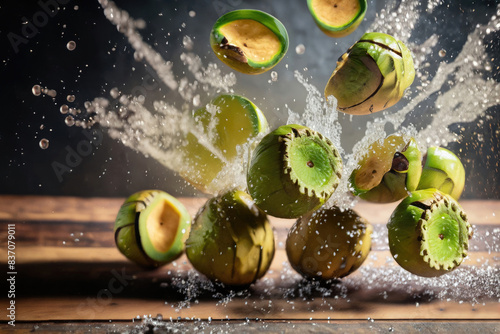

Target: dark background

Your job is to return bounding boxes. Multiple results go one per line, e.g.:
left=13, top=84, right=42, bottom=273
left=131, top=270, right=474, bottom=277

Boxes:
left=1, top=0, right=499, bottom=199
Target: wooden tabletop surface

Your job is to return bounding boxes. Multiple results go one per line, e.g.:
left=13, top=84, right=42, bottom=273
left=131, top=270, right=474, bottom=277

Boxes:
left=0, top=195, right=498, bottom=332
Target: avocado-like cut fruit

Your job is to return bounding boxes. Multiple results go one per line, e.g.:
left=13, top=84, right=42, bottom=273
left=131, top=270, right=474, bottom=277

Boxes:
left=325, top=32, right=415, bottom=115
left=387, top=189, right=472, bottom=277
left=286, top=206, right=372, bottom=280
left=350, top=134, right=422, bottom=203
left=417, top=146, right=465, bottom=200
left=179, top=94, right=269, bottom=194
left=247, top=124, right=342, bottom=218
left=210, top=10, right=289, bottom=74
left=114, top=190, right=191, bottom=268
left=185, top=190, right=275, bottom=286
left=307, top=0, right=367, bottom=38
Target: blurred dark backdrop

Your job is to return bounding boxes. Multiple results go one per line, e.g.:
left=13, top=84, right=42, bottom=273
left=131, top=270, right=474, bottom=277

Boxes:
left=1, top=0, right=499, bottom=199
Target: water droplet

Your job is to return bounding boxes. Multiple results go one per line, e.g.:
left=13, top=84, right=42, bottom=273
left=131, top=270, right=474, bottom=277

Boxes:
left=295, top=44, right=305, bottom=55
left=47, top=89, right=57, bottom=98
left=65, top=115, right=75, bottom=127
left=183, top=36, right=194, bottom=50
left=74, top=5, right=79, bottom=10
left=40, top=124, right=45, bottom=130
left=67, top=95, right=75, bottom=102
left=67, top=41, right=76, bottom=51
left=271, top=71, right=278, bottom=82
left=110, top=87, right=120, bottom=99
left=439, top=49, right=446, bottom=57
left=32, top=85, right=41, bottom=96
left=188, top=10, right=196, bottom=17
left=39, top=138, right=49, bottom=149
left=60, top=105, right=69, bottom=114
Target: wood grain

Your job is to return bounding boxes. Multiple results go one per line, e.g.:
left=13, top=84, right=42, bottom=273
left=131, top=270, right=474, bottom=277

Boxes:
left=0, top=195, right=498, bottom=323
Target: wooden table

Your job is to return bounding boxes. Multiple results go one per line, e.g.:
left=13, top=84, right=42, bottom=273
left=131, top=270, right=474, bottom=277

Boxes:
left=0, top=195, right=499, bottom=333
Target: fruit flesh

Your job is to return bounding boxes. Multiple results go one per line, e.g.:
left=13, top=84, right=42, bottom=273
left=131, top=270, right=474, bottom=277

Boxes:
left=210, top=10, right=288, bottom=74
left=114, top=190, right=191, bottom=268
left=311, top=0, right=361, bottom=27
left=218, top=20, right=282, bottom=66
left=308, top=0, right=366, bottom=37
left=350, top=135, right=421, bottom=203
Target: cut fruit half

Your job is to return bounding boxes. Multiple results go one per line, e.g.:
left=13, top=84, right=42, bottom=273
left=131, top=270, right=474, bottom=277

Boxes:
left=210, top=10, right=289, bottom=74
left=247, top=124, right=342, bottom=218
left=114, top=190, right=191, bottom=268
left=179, top=94, right=269, bottom=194
left=350, top=134, right=422, bottom=203
left=387, top=189, right=472, bottom=277
left=307, top=0, right=367, bottom=38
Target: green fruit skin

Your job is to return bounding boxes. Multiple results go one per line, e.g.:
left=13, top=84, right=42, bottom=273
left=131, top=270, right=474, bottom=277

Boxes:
left=180, top=94, right=268, bottom=194
left=185, top=190, right=275, bottom=286
left=247, top=124, right=341, bottom=219
left=417, top=146, right=465, bottom=200
left=352, top=137, right=422, bottom=203
left=114, top=190, right=191, bottom=268
left=286, top=207, right=372, bottom=280
left=210, top=10, right=289, bottom=74
left=387, top=189, right=468, bottom=277
left=307, top=0, right=367, bottom=38
left=325, top=32, right=415, bottom=115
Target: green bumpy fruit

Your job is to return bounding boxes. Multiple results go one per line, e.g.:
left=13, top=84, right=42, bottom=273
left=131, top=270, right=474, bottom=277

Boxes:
left=307, top=0, right=367, bottom=38
left=210, top=10, right=289, bottom=74
left=286, top=206, right=372, bottom=280
left=114, top=190, right=191, bottom=268
left=417, top=146, right=465, bottom=200
left=350, top=134, right=422, bottom=203
left=247, top=124, right=343, bottom=219
left=185, top=190, right=275, bottom=286
left=179, top=94, right=269, bottom=194
left=325, top=32, right=415, bottom=115
left=387, top=189, right=472, bottom=277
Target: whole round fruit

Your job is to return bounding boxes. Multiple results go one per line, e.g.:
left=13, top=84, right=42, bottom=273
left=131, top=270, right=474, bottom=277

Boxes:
left=179, top=94, right=268, bottom=194
left=247, top=124, right=343, bottom=218
left=114, top=190, right=191, bottom=268
left=325, top=32, right=415, bottom=115
left=185, top=190, right=275, bottom=286
left=286, top=206, right=372, bottom=280
left=387, top=189, right=472, bottom=277
left=417, top=146, right=465, bottom=200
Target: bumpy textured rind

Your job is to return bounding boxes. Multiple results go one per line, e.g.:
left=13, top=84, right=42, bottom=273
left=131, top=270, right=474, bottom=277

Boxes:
left=324, top=32, right=415, bottom=115
left=185, top=190, right=275, bottom=286
left=286, top=206, right=372, bottom=280
left=247, top=124, right=342, bottom=218
left=210, top=10, right=289, bottom=74
left=114, top=190, right=191, bottom=268
left=387, top=189, right=472, bottom=277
